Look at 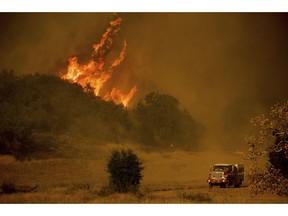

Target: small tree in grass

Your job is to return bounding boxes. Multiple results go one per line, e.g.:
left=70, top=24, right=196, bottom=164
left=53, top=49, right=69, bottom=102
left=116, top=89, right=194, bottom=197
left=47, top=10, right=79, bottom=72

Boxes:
left=107, top=148, right=143, bottom=193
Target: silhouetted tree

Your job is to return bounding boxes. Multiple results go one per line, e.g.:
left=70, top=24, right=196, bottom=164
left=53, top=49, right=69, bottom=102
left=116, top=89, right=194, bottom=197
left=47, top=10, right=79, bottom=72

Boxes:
left=134, top=92, right=201, bottom=150
left=107, top=149, right=143, bottom=193
left=246, top=101, right=288, bottom=197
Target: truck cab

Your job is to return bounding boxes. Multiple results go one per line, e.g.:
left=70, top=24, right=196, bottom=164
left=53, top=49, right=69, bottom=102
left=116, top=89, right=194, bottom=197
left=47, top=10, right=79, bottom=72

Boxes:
left=207, top=163, right=244, bottom=188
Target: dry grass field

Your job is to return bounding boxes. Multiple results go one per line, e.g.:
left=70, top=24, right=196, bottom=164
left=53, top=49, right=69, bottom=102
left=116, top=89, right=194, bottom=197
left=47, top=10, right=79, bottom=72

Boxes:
left=0, top=148, right=287, bottom=204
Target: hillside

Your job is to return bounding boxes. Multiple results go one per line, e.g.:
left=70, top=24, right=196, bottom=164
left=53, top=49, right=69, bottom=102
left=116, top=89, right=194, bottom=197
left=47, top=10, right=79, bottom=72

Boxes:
left=0, top=71, right=202, bottom=160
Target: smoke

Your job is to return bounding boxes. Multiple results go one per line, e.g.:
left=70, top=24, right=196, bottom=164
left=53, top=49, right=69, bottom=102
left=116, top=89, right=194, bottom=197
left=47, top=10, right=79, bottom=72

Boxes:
left=1, top=13, right=288, bottom=151
left=120, top=13, right=288, bottom=150
left=0, top=13, right=114, bottom=74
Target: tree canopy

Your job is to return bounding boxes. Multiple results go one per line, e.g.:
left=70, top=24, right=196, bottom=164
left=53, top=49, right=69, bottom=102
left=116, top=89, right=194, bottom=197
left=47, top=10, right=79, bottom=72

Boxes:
left=107, top=148, right=143, bottom=193
left=0, top=71, right=202, bottom=160
left=246, top=100, right=288, bottom=197
left=133, top=92, right=202, bottom=150
left=0, top=71, right=130, bottom=159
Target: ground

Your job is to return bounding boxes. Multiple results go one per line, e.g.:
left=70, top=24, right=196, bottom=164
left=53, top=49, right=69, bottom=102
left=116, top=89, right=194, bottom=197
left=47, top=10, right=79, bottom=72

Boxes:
left=0, top=149, right=287, bottom=203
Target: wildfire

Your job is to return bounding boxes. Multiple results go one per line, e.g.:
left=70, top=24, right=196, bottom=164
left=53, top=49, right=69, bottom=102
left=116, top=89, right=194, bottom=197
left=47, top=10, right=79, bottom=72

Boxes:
left=104, top=86, right=138, bottom=107
left=60, top=16, right=137, bottom=107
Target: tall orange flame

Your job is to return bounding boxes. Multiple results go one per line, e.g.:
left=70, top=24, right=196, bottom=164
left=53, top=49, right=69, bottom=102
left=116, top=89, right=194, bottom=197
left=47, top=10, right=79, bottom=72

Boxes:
left=60, top=16, right=137, bottom=107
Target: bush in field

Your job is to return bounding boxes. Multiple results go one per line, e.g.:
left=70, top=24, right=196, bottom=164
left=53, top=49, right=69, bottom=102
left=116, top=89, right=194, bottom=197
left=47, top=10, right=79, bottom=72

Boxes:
left=107, top=149, right=143, bottom=193
left=0, top=180, right=17, bottom=194
left=246, top=101, right=288, bottom=197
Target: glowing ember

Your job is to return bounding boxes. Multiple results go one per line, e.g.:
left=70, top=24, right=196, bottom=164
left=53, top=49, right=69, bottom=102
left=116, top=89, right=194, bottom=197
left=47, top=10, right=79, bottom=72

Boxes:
left=60, top=16, right=137, bottom=107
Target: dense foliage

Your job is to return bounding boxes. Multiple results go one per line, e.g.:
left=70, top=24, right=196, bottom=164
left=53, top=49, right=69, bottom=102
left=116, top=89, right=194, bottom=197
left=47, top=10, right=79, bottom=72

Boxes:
left=246, top=101, right=288, bottom=197
left=0, top=71, right=130, bottom=160
left=0, top=71, right=202, bottom=160
left=107, top=149, right=143, bottom=193
left=133, top=92, right=201, bottom=150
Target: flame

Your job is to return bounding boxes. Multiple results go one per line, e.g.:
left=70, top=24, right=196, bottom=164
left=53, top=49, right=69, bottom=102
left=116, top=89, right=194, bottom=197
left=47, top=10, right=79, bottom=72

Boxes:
left=110, top=40, right=127, bottom=69
left=92, top=17, right=122, bottom=56
left=60, top=16, right=136, bottom=107
left=104, top=86, right=138, bottom=108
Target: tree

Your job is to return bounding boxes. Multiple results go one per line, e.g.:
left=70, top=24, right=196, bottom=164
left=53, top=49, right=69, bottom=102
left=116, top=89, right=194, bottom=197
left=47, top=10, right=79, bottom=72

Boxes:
left=246, top=101, right=288, bottom=197
left=0, top=71, right=132, bottom=160
left=133, top=92, right=201, bottom=150
left=106, top=149, right=143, bottom=193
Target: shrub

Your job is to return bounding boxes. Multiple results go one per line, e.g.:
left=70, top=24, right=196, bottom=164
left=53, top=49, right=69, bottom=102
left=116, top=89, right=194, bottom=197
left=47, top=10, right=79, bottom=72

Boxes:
left=1, top=180, right=17, bottom=194
left=107, top=149, right=144, bottom=193
left=0, top=180, right=38, bottom=194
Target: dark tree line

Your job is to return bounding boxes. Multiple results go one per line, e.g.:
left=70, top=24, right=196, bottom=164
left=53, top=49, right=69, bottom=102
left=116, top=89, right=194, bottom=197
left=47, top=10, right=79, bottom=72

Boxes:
left=0, top=71, right=202, bottom=160
left=133, top=92, right=201, bottom=150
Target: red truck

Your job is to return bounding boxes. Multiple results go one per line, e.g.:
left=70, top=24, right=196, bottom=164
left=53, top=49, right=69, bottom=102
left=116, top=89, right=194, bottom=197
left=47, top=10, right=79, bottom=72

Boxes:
left=207, top=163, right=244, bottom=188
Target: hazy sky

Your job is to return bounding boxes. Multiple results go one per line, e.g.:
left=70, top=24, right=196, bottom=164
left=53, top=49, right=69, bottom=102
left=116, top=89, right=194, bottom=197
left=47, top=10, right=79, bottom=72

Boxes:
left=1, top=13, right=288, bottom=150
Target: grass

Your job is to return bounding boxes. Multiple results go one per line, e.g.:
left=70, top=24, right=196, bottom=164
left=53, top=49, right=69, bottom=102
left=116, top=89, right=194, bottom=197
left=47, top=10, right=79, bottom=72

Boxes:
left=176, top=190, right=212, bottom=203
left=0, top=150, right=287, bottom=203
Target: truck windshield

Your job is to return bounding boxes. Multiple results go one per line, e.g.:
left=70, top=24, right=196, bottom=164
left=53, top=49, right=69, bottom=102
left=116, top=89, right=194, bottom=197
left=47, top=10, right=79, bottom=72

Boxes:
left=213, top=165, right=231, bottom=172
left=211, top=171, right=224, bottom=178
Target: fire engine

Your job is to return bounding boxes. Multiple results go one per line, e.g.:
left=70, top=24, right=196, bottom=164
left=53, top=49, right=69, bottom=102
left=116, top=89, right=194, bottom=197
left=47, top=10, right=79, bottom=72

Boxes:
left=207, top=163, right=244, bottom=188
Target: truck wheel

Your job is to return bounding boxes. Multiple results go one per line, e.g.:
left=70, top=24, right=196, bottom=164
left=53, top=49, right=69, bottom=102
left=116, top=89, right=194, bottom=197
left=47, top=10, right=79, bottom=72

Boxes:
left=209, top=184, right=213, bottom=188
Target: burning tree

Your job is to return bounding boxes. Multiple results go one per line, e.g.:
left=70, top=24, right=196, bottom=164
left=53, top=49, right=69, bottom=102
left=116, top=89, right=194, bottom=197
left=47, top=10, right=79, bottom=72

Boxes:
left=60, top=16, right=137, bottom=108
left=0, top=71, right=133, bottom=160
left=246, top=101, right=288, bottom=197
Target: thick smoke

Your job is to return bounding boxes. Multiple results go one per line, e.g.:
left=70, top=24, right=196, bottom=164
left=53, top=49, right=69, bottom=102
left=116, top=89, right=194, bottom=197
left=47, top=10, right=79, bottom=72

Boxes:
left=0, top=13, right=114, bottom=74
left=121, top=13, right=288, bottom=151
left=1, top=13, right=288, bottom=151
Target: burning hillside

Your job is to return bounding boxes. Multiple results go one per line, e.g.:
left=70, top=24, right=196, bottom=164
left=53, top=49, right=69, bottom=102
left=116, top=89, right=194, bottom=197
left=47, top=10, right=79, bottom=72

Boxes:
left=60, top=16, right=137, bottom=107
